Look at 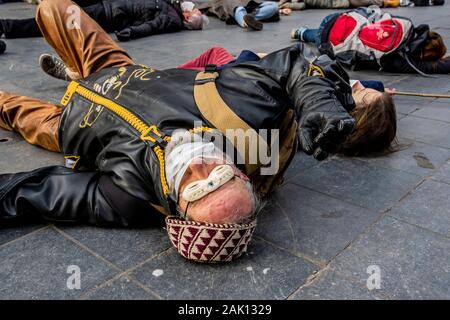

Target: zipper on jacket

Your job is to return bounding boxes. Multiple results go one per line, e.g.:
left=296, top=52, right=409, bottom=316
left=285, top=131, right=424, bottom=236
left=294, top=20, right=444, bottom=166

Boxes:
left=61, top=81, right=170, bottom=196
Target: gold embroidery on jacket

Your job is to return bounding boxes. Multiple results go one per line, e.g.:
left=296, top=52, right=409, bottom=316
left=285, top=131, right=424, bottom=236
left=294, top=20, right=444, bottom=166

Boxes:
left=79, top=104, right=104, bottom=128
left=114, top=68, right=155, bottom=99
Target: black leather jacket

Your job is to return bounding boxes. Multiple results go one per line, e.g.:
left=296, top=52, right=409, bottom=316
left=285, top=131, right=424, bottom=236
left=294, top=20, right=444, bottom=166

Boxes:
left=102, top=0, right=184, bottom=40
left=0, top=45, right=355, bottom=227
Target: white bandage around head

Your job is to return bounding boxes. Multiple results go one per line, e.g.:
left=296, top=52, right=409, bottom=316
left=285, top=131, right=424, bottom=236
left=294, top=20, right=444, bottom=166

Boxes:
left=181, top=1, right=195, bottom=11
left=182, top=164, right=235, bottom=203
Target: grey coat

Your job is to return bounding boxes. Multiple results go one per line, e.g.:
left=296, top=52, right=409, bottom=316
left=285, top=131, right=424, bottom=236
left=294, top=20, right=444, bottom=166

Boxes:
left=195, top=0, right=262, bottom=22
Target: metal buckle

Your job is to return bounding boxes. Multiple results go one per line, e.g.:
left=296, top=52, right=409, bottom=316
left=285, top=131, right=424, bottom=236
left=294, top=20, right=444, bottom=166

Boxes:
left=141, top=127, right=167, bottom=148
left=205, top=64, right=218, bottom=72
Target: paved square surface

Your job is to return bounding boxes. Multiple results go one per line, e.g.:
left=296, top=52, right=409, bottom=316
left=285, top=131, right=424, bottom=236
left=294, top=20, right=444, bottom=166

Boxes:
left=1, top=2, right=450, bottom=300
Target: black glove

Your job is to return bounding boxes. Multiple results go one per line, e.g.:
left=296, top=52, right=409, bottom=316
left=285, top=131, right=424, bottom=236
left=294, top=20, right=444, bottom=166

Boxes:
left=115, top=28, right=132, bottom=42
left=293, top=54, right=355, bottom=160
left=298, top=111, right=355, bottom=161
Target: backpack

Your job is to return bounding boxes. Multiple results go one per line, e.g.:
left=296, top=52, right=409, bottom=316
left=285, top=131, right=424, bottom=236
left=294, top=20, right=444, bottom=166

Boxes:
left=322, top=8, right=417, bottom=71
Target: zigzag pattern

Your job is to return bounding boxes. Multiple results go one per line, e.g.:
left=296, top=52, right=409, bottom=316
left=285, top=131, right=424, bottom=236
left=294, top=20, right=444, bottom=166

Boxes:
left=166, top=217, right=257, bottom=263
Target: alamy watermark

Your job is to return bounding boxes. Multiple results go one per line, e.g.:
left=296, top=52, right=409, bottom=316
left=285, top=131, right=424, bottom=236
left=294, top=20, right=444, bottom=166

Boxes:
left=66, top=5, right=81, bottom=30
left=66, top=265, right=81, bottom=290
left=366, top=265, right=381, bottom=291
left=172, top=121, right=281, bottom=176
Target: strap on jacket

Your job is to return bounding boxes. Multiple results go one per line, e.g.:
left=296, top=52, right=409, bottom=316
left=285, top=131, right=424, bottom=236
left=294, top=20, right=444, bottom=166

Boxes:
left=193, top=71, right=268, bottom=176
left=150, top=202, right=169, bottom=215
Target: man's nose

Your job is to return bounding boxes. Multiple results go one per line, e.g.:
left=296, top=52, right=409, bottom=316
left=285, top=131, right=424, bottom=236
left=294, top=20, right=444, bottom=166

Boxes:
left=188, top=161, right=210, bottom=180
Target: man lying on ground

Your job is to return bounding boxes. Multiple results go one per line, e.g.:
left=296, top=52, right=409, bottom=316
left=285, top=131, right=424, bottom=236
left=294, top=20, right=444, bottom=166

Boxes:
left=0, top=0, right=395, bottom=263
left=195, top=0, right=279, bottom=31
left=0, top=0, right=205, bottom=42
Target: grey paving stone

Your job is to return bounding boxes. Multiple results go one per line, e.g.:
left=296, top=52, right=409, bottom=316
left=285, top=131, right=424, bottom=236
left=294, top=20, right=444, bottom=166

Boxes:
left=382, top=7, right=435, bottom=25
left=291, top=269, right=383, bottom=300
left=356, top=138, right=450, bottom=178
left=347, top=71, right=406, bottom=85
left=131, top=240, right=317, bottom=300
left=59, top=226, right=172, bottom=270
left=389, top=180, right=450, bottom=237
left=392, top=75, right=450, bottom=95
left=85, top=276, right=157, bottom=300
left=282, top=152, right=320, bottom=182
left=0, top=138, right=63, bottom=174
left=0, top=3, right=36, bottom=19
left=331, top=216, right=450, bottom=299
left=0, top=224, right=46, bottom=246
left=398, top=115, right=450, bottom=149
left=393, top=96, right=435, bottom=116
left=255, top=183, right=379, bottom=263
left=411, top=99, right=450, bottom=123
left=431, top=159, right=450, bottom=185
left=291, top=157, right=422, bottom=211
left=0, top=227, right=118, bottom=299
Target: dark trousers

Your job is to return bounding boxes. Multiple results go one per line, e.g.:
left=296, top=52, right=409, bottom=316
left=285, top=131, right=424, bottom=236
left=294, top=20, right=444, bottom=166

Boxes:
left=0, top=1, right=108, bottom=38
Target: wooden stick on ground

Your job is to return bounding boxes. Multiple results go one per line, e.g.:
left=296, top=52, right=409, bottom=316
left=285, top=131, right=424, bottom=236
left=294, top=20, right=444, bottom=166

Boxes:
left=395, top=91, right=450, bottom=99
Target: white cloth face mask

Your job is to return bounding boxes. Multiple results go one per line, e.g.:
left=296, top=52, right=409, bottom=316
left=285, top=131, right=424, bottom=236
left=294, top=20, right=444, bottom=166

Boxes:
left=165, top=142, right=213, bottom=199
left=182, top=164, right=235, bottom=203
left=165, top=135, right=231, bottom=200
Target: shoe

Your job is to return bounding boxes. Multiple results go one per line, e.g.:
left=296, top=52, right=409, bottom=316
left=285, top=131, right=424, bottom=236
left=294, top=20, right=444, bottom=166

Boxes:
left=243, top=15, right=263, bottom=31
left=39, top=53, right=71, bottom=81
left=290, top=27, right=307, bottom=41
left=0, top=40, right=5, bottom=55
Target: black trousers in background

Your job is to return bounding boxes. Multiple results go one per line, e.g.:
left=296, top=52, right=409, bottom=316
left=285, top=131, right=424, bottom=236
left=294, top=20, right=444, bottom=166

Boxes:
left=0, top=0, right=108, bottom=38
left=0, top=0, right=103, bottom=4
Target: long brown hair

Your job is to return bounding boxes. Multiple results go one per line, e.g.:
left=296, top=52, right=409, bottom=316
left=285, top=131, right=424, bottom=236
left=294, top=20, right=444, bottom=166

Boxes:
left=416, top=31, right=447, bottom=61
left=340, top=92, right=397, bottom=156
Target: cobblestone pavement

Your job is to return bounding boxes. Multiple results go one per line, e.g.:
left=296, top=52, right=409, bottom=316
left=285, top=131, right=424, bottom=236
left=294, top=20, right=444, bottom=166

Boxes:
left=0, top=2, right=449, bottom=300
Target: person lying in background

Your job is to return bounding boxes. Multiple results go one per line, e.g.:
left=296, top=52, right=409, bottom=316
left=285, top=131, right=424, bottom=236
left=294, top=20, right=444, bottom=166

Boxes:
left=0, top=0, right=205, bottom=41
left=304, top=0, right=445, bottom=8
left=291, top=7, right=450, bottom=74
left=278, top=0, right=305, bottom=11
left=195, top=0, right=279, bottom=31
left=0, top=0, right=38, bottom=4
left=299, top=0, right=400, bottom=9
left=406, top=0, right=444, bottom=6
left=1, top=0, right=207, bottom=77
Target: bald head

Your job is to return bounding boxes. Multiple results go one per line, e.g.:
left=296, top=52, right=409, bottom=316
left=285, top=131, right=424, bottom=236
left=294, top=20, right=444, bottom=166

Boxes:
left=177, top=160, right=256, bottom=224
left=184, top=178, right=255, bottom=224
